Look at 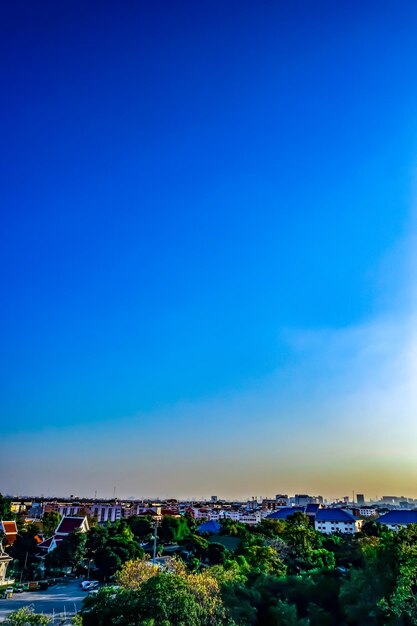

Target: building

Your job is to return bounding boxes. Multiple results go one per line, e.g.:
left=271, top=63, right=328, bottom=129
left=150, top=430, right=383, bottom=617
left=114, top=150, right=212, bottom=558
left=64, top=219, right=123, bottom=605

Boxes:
left=294, top=494, right=323, bottom=506
left=315, top=509, right=363, bottom=534
left=38, top=516, right=89, bottom=555
left=90, top=503, right=122, bottom=523
left=0, top=543, right=12, bottom=585
left=356, top=494, right=365, bottom=505
left=198, top=520, right=221, bottom=534
left=0, top=521, right=18, bottom=546
left=376, top=510, right=417, bottom=531
left=358, top=507, right=377, bottom=518
left=57, top=503, right=85, bottom=517
left=266, top=507, right=305, bottom=520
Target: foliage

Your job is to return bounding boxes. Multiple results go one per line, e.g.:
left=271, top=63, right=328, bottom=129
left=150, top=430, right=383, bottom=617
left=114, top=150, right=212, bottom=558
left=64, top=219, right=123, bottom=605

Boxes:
left=85, top=521, right=144, bottom=580
left=116, top=556, right=160, bottom=590
left=41, top=511, right=61, bottom=538
left=3, top=606, right=51, bottom=625
left=0, top=493, right=12, bottom=520
left=126, top=516, right=154, bottom=541
left=9, top=523, right=42, bottom=578
left=46, top=531, right=87, bottom=571
left=72, top=514, right=417, bottom=625
left=158, top=515, right=191, bottom=543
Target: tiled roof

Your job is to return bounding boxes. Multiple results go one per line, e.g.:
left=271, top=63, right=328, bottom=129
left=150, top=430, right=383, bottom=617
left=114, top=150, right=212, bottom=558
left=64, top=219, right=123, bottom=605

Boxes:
left=306, top=504, right=320, bottom=514
left=2, top=521, right=17, bottom=534
left=315, top=509, right=358, bottom=522
left=266, top=507, right=305, bottom=520
left=376, top=510, right=417, bottom=525
left=1, top=521, right=18, bottom=545
left=55, top=516, right=87, bottom=535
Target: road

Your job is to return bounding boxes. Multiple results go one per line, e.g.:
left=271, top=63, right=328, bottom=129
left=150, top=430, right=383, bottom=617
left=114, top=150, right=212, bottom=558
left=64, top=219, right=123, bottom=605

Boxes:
left=0, top=581, right=84, bottom=622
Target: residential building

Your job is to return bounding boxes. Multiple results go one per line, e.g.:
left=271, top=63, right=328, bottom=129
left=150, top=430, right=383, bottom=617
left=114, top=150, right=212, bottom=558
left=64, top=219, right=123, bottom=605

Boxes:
left=376, top=510, right=417, bottom=530
left=315, top=509, right=363, bottom=534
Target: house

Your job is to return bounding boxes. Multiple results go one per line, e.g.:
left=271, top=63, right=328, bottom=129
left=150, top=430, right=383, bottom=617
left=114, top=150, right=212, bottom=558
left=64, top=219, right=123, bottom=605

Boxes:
left=0, top=521, right=18, bottom=546
left=315, top=509, right=363, bottom=534
left=376, top=510, right=417, bottom=531
left=37, top=515, right=89, bottom=555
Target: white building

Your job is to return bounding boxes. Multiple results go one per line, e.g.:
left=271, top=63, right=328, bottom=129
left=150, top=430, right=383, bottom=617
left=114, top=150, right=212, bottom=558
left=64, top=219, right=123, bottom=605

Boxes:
left=90, top=503, right=122, bottom=523
left=315, top=509, right=363, bottom=534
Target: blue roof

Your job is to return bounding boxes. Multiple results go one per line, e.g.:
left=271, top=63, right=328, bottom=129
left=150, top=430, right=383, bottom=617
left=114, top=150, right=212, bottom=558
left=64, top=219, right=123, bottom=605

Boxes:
left=198, top=520, right=221, bottom=534
left=315, top=509, right=358, bottom=522
left=266, top=507, right=305, bottom=520
left=306, top=503, right=320, bottom=514
left=376, top=510, right=417, bottom=525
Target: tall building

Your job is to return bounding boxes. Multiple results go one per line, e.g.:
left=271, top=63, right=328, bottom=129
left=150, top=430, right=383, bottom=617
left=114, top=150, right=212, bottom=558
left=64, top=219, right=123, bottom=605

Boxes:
left=356, top=494, right=365, bottom=505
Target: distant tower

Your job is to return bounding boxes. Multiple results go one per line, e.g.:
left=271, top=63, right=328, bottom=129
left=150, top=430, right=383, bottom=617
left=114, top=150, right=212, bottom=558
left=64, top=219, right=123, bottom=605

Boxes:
left=356, top=494, right=365, bottom=505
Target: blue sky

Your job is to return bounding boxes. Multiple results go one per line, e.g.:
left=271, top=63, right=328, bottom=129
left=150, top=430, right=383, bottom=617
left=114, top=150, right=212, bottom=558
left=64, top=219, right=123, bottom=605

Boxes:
left=1, top=1, right=417, bottom=499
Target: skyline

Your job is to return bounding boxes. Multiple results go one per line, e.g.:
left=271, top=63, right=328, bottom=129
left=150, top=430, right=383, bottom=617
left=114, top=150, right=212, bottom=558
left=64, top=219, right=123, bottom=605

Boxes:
left=2, top=1, right=417, bottom=499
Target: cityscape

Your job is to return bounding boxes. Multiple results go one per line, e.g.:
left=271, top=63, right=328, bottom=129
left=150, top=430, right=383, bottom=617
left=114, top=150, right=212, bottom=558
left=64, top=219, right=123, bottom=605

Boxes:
left=2, top=0, right=417, bottom=624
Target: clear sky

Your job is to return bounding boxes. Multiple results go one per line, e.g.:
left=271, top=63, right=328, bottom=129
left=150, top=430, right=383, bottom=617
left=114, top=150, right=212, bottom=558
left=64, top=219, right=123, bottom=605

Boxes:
left=1, top=1, right=417, bottom=500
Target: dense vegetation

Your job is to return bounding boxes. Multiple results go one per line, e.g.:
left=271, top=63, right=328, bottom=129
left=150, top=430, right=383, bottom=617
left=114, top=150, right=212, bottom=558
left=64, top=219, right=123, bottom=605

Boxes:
left=3, top=499, right=417, bottom=625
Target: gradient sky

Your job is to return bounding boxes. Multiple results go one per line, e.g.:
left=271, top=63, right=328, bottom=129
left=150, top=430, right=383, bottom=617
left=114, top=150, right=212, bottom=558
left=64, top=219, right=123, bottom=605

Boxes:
left=1, top=1, right=417, bottom=500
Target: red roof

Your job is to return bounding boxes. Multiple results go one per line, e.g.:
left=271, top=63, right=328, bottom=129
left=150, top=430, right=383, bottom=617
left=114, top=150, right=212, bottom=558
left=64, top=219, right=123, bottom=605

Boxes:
left=1, top=521, right=17, bottom=545
left=161, top=509, right=179, bottom=516
left=55, top=516, right=88, bottom=535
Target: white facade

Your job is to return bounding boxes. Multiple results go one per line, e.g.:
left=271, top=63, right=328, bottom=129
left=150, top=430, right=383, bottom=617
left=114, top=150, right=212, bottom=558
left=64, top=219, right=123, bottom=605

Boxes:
left=90, top=504, right=122, bottom=523
left=358, top=507, right=377, bottom=517
left=315, top=518, right=363, bottom=534
left=57, top=505, right=83, bottom=517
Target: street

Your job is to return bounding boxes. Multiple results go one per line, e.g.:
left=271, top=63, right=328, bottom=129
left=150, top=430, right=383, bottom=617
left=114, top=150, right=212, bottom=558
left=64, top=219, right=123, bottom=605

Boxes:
left=0, top=581, right=84, bottom=623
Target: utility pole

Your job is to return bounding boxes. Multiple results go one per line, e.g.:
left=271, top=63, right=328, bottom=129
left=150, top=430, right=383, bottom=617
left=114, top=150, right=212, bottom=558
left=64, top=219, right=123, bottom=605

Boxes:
left=20, top=551, right=28, bottom=584
left=153, top=521, right=158, bottom=564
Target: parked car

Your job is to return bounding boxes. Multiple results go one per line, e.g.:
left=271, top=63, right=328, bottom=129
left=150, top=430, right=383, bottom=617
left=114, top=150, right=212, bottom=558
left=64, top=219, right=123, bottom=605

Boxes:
left=81, top=580, right=99, bottom=590
left=14, top=585, right=24, bottom=593
left=2, top=587, right=14, bottom=599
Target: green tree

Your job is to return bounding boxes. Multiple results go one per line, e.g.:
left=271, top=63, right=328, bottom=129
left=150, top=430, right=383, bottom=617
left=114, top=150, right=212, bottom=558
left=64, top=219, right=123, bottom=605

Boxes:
left=80, top=586, right=142, bottom=626
left=282, top=513, right=320, bottom=568
left=340, top=524, right=417, bottom=625
left=0, top=493, right=12, bottom=520
left=85, top=522, right=143, bottom=580
left=46, top=531, right=87, bottom=572
left=10, top=524, right=42, bottom=579
left=126, top=516, right=153, bottom=541
left=4, top=606, right=51, bottom=625
left=158, top=515, right=191, bottom=543
left=41, top=512, right=61, bottom=538
left=137, top=573, right=202, bottom=625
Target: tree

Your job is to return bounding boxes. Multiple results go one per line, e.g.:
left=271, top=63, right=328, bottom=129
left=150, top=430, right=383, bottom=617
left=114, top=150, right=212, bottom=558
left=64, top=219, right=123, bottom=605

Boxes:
left=80, top=587, right=142, bottom=626
left=10, top=524, right=42, bottom=579
left=4, top=606, right=51, bottom=625
left=137, top=573, right=202, bottom=625
left=114, top=556, right=228, bottom=625
left=340, top=524, right=417, bottom=625
left=282, top=513, right=320, bottom=567
left=41, top=512, right=61, bottom=538
left=46, top=531, right=87, bottom=572
left=158, top=515, right=191, bottom=543
left=0, top=493, right=12, bottom=520
left=126, top=516, right=153, bottom=541
left=85, top=522, right=143, bottom=581
left=115, top=556, right=159, bottom=590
